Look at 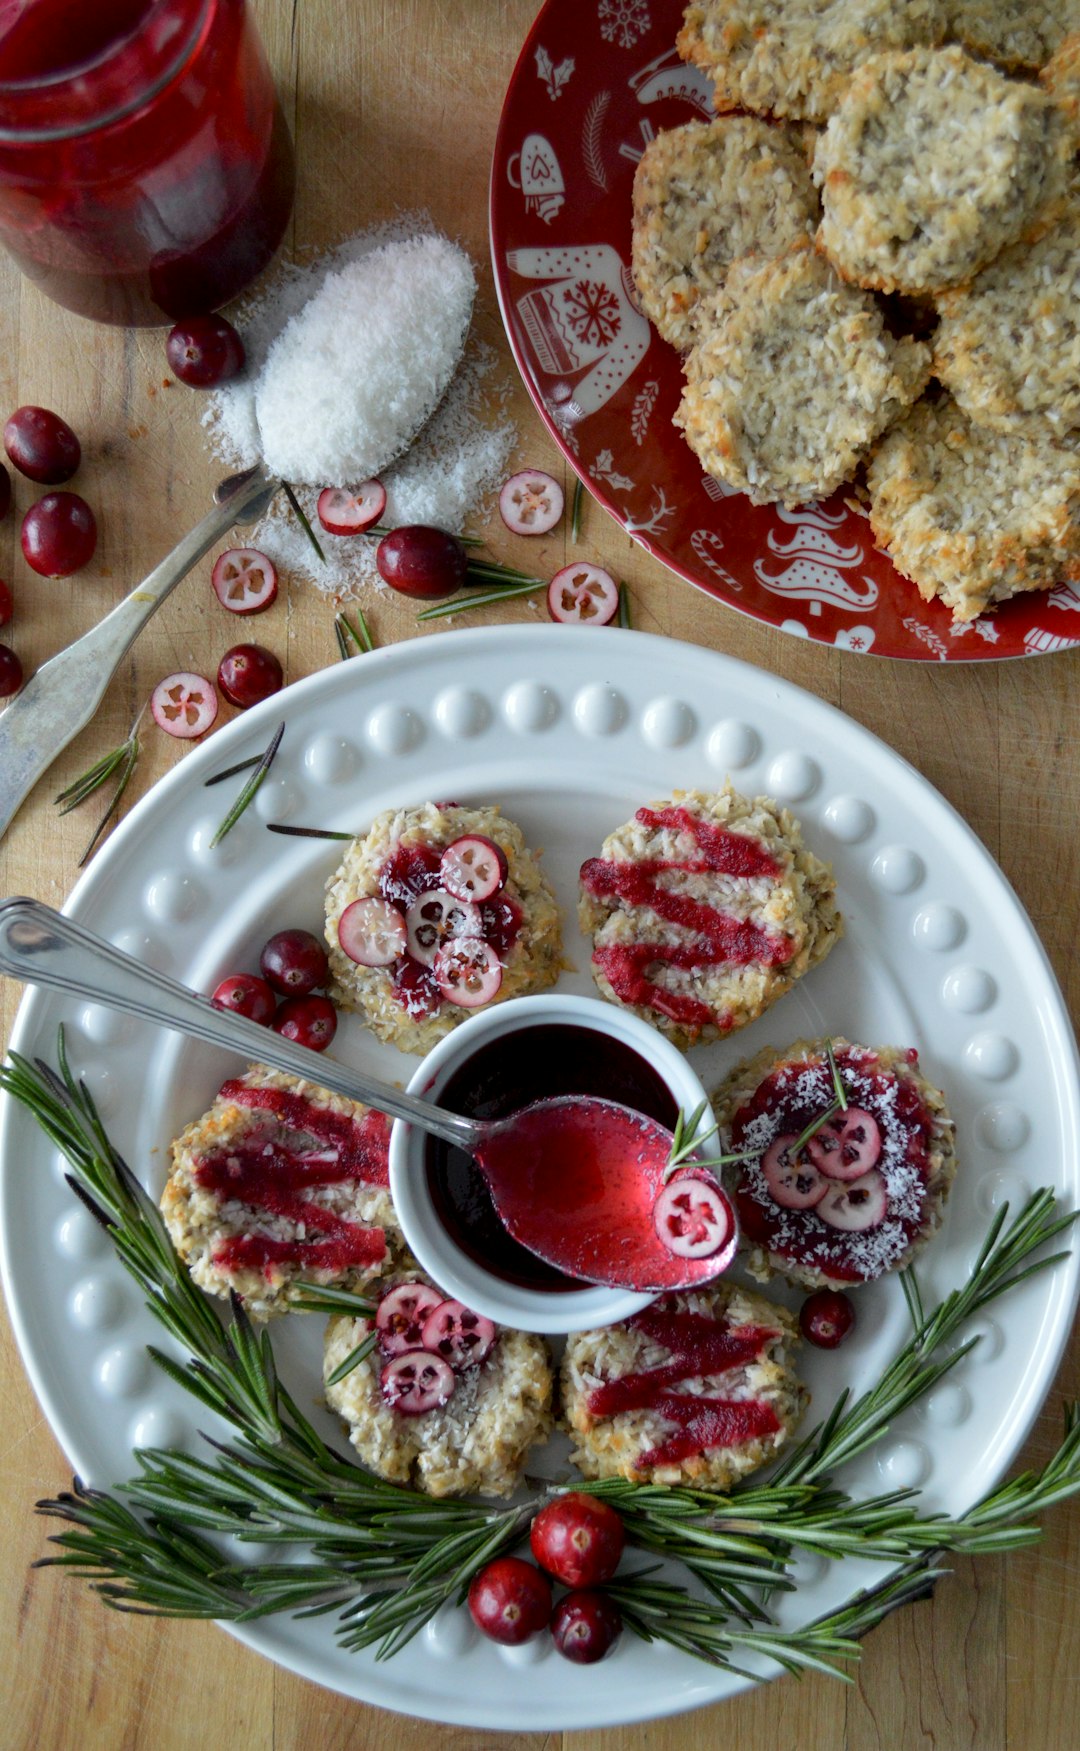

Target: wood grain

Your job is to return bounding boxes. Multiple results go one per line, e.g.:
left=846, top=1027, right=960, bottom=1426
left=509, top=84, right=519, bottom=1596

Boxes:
left=1, top=2, right=1079, bottom=1746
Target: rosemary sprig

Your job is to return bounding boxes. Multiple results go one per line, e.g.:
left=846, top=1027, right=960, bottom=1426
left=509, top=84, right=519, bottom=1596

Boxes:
left=266, top=823, right=353, bottom=841
left=209, top=721, right=285, bottom=850
left=334, top=606, right=375, bottom=659
left=55, top=713, right=144, bottom=867
left=664, top=1100, right=752, bottom=1183
left=825, top=1039, right=848, bottom=1110
left=571, top=476, right=584, bottom=542
left=415, top=579, right=544, bottom=621
left=618, top=583, right=632, bottom=629
left=282, top=480, right=325, bottom=563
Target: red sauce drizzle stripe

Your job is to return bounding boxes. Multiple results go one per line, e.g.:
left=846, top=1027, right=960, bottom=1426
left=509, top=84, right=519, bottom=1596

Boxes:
left=586, top=1313, right=779, bottom=1418
left=218, top=1081, right=391, bottom=1189
left=581, top=807, right=792, bottom=1029
left=198, top=1137, right=388, bottom=1277
left=214, top=1229, right=386, bottom=1274
left=639, top=1396, right=781, bottom=1469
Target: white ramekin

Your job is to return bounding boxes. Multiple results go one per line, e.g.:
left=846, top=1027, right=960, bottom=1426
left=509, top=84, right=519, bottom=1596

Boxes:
left=388, top=992, right=712, bottom=1334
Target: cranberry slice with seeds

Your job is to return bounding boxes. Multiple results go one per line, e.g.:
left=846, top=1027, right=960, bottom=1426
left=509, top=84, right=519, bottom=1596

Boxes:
left=498, top=469, right=564, bottom=536
left=805, top=1107, right=883, bottom=1181
left=653, top=1168, right=736, bottom=1261
left=338, top=897, right=407, bottom=966
left=547, top=562, right=619, bottom=626
left=211, top=547, right=278, bottom=615
left=420, top=1298, right=496, bottom=1372
left=211, top=973, right=276, bottom=1025
left=150, top=671, right=218, bottom=739
left=434, top=938, right=502, bottom=1007
left=817, top=1168, right=888, bottom=1231
left=404, top=888, right=481, bottom=966
left=761, top=1134, right=830, bottom=1209
left=270, top=993, right=337, bottom=1052
left=380, top=1348, right=455, bottom=1416
left=317, top=480, right=386, bottom=534
left=438, top=834, right=508, bottom=903
left=375, top=1282, right=445, bottom=1356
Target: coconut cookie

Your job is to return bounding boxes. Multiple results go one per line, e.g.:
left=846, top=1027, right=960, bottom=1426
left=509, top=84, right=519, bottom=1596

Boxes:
left=677, top=0, right=947, bottom=125
left=674, top=247, right=929, bottom=506
left=866, top=394, right=1080, bottom=621
left=932, top=208, right=1080, bottom=440
left=561, top=1284, right=806, bottom=1489
left=814, top=46, right=1070, bottom=295
left=715, top=1038, right=956, bottom=1293
left=324, top=802, right=561, bottom=1055
left=161, top=1066, right=399, bottom=1319
left=323, top=1272, right=554, bottom=1498
left=1042, top=31, right=1080, bottom=137
left=947, top=0, right=1080, bottom=72
left=631, top=116, right=819, bottom=352
left=577, top=785, right=841, bottom=1050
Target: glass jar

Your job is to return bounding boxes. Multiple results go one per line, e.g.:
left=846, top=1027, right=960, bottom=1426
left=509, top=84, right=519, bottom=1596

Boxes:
left=0, top=0, right=295, bottom=325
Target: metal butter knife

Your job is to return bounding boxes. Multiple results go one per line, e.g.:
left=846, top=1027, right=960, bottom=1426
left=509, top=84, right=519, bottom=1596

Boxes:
left=0, top=463, right=280, bottom=845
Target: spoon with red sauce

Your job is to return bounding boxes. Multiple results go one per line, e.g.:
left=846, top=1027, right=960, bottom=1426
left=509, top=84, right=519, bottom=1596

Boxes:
left=0, top=897, right=736, bottom=1292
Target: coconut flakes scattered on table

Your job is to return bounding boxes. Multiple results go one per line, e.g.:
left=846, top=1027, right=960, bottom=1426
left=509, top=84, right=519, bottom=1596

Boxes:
left=203, top=221, right=516, bottom=599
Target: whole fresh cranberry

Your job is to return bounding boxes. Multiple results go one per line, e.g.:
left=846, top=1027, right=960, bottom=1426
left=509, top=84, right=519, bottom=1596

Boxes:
left=0, top=643, right=23, bottom=698
left=260, top=928, right=329, bottom=996
left=530, top=1492, right=625, bottom=1588
left=21, top=492, right=97, bottom=577
left=4, top=405, right=80, bottom=484
left=467, top=1557, right=552, bottom=1645
left=166, top=314, right=246, bottom=388
left=211, top=973, right=276, bottom=1025
left=799, top=1288, right=856, bottom=1349
left=375, top=525, right=468, bottom=599
left=271, top=993, right=337, bottom=1052
left=217, top=643, right=283, bottom=709
left=551, top=1589, right=623, bottom=1664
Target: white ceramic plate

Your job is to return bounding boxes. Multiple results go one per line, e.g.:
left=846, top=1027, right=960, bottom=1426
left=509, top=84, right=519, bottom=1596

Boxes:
left=2, top=626, right=1078, bottom=1730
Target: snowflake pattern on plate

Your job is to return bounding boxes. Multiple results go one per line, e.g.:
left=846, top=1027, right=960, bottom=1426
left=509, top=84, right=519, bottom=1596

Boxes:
left=599, top=0, right=651, bottom=49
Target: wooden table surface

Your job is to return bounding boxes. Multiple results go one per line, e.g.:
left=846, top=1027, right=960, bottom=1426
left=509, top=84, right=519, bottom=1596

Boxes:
left=1, top=2, right=1079, bottom=1746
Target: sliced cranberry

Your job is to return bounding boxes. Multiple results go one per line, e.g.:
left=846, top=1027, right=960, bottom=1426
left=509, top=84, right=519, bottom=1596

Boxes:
left=338, top=897, right=407, bottom=966
left=530, top=1493, right=625, bottom=1588
left=799, top=1288, right=856, bottom=1349
left=270, top=993, right=337, bottom=1051
left=404, top=887, right=481, bottom=966
left=498, top=469, right=564, bottom=536
left=0, top=643, right=23, bottom=698
left=317, top=480, right=386, bottom=535
left=467, top=1557, right=551, bottom=1645
left=4, top=405, right=80, bottom=484
left=380, top=1348, right=455, bottom=1415
left=375, top=525, right=468, bottom=598
left=0, top=577, right=12, bottom=627
left=420, top=1298, right=496, bottom=1372
left=217, top=643, right=283, bottom=709
left=211, top=547, right=278, bottom=615
left=21, top=491, right=97, bottom=577
left=434, top=938, right=502, bottom=1007
left=547, top=562, right=619, bottom=626
left=817, top=1168, right=888, bottom=1231
left=806, top=1107, right=883, bottom=1181
left=761, top=1134, right=830, bottom=1209
left=210, top=972, right=276, bottom=1024
left=438, top=834, right=508, bottom=903
left=150, top=671, right=218, bottom=739
left=166, top=314, right=246, bottom=388
left=375, top=1282, right=445, bottom=1356
left=260, top=928, right=329, bottom=996
left=653, top=1168, right=736, bottom=1262
left=551, top=1589, right=623, bottom=1664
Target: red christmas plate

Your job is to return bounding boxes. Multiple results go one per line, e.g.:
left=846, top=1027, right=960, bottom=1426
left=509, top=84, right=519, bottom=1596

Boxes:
left=489, top=0, right=1080, bottom=662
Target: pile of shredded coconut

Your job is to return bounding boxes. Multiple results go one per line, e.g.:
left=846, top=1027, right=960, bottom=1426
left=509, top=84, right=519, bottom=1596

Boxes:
left=203, top=220, right=516, bottom=599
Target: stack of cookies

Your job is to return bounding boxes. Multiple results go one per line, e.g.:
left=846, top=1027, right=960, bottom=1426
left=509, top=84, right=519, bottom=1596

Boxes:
left=633, top=1, right=1080, bottom=621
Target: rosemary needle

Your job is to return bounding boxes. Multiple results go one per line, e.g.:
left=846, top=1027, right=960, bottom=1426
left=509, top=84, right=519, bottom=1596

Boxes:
left=618, top=583, right=633, bottom=629
left=266, top=822, right=352, bottom=840
left=335, top=606, right=375, bottom=657
left=571, top=476, right=584, bottom=542
left=416, top=579, right=544, bottom=621
left=282, top=480, right=325, bottom=564
left=76, top=734, right=141, bottom=867
left=209, top=721, right=284, bottom=849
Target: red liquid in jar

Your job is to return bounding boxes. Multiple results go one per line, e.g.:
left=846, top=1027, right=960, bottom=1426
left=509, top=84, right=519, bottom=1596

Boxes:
left=426, top=1024, right=679, bottom=1292
left=0, top=0, right=294, bottom=324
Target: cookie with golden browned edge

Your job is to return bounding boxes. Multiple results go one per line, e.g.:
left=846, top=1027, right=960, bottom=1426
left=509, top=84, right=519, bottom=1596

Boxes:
left=867, top=395, right=1080, bottom=621
left=631, top=115, right=819, bottom=352
left=815, top=46, right=1071, bottom=295
left=674, top=247, right=929, bottom=507
left=948, top=0, right=1080, bottom=70
left=1042, top=29, right=1080, bottom=136
left=677, top=0, right=947, bottom=125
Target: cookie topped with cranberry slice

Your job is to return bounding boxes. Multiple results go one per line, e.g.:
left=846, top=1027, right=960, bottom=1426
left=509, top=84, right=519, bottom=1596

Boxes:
left=324, top=801, right=562, bottom=1055
left=714, top=1037, right=957, bottom=1291
left=561, top=1282, right=807, bottom=1489
left=577, top=786, right=841, bottom=1050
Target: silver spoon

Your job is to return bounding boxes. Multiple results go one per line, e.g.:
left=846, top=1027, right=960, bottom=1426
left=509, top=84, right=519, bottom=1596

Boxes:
left=0, top=897, right=730, bottom=1293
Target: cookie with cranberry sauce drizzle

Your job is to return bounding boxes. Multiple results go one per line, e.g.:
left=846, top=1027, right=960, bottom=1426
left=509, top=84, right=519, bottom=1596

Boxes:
left=714, top=1037, right=957, bottom=1292
left=161, top=1065, right=401, bottom=1319
left=577, top=786, right=841, bottom=1050
left=561, top=1283, right=806, bottom=1490
left=324, top=802, right=562, bottom=1055
left=323, top=1268, right=554, bottom=1499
